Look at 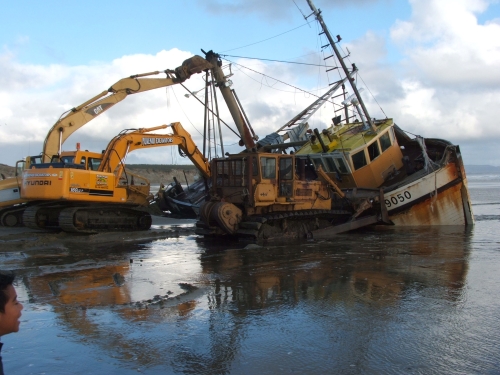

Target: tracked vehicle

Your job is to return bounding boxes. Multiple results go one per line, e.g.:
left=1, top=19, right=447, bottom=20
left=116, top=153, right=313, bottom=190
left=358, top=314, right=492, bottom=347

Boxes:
left=21, top=123, right=209, bottom=233
left=192, top=50, right=386, bottom=242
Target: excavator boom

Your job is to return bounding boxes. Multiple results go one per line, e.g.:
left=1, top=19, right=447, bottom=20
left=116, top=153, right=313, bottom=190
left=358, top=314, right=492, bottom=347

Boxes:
left=100, top=122, right=210, bottom=179
left=42, top=55, right=212, bottom=162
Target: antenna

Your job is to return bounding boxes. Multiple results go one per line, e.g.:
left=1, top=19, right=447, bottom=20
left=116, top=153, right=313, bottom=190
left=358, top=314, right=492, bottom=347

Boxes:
left=293, top=0, right=307, bottom=20
left=293, top=0, right=314, bottom=24
left=343, top=47, right=351, bottom=60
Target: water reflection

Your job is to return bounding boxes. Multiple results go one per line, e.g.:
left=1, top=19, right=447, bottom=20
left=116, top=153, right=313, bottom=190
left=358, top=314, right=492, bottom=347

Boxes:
left=200, top=226, right=470, bottom=310
left=13, top=226, right=473, bottom=374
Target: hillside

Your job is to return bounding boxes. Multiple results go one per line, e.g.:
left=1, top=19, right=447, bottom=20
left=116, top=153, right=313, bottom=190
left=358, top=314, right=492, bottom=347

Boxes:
left=0, top=164, right=15, bottom=178
left=2, top=163, right=499, bottom=183
left=125, top=164, right=200, bottom=185
left=0, top=163, right=201, bottom=185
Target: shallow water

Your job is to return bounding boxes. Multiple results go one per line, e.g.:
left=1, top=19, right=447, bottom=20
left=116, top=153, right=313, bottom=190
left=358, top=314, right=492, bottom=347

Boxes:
left=2, top=173, right=500, bottom=374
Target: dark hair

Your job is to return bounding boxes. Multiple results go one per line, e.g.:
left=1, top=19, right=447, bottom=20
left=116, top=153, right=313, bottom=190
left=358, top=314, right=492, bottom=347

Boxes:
left=0, top=272, right=15, bottom=313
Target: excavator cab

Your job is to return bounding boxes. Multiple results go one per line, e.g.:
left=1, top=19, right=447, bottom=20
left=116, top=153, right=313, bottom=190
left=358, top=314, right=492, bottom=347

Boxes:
left=31, top=151, right=104, bottom=171
left=12, top=155, right=43, bottom=176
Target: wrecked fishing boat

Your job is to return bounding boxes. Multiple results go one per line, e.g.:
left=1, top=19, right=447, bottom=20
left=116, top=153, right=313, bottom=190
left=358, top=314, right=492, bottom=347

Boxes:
left=164, top=0, right=474, bottom=242
left=292, top=119, right=474, bottom=239
left=156, top=177, right=206, bottom=219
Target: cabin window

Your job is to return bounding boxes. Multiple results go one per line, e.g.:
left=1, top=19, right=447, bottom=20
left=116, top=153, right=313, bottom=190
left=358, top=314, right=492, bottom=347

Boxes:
left=30, top=156, right=42, bottom=164
left=16, top=161, right=26, bottom=176
left=367, top=141, right=380, bottom=161
left=216, top=161, right=229, bottom=186
left=324, top=157, right=337, bottom=173
left=88, top=158, right=102, bottom=171
left=335, top=157, right=349, bottom=174
left=279, top=158, right=293, bottom=180
left=379, top=132, right=392, bottom=152
left=79, top=156, right=86, bottom=166
left=215, top=159, right=245, bottom=186
left=279, top=157, right=293, bottom=197
left=352, top=150, right=367, bottom=170
left=231, top=159, right=244, bottom=186
left=312, top=158, right=327, bottom=172
left=60, top=156, right=75, bottom=164
left=231, top=159, right=243, bottom=176
left=260, top=157, right=276, bottom=179
left=251, top=157, right=258, bottom=176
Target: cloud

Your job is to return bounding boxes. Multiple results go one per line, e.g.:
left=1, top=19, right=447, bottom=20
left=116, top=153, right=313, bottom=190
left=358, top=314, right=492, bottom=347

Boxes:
left=1, top=0, right=500, bottom=167
left=383, top=0, right=500, bottom=147
left=0, top=42, right=348, bottom=165
left=0, top=47, right=320, bottom=165
left=195, top=0, right=381, bottom=20
left=0, top=48, right=215, bottom=164
left=391, top=0, right=500, bottom=88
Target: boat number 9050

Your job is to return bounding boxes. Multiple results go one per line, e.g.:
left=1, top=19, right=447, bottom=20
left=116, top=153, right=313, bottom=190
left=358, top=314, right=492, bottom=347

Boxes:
left=385, top=191, right=411, bottom=207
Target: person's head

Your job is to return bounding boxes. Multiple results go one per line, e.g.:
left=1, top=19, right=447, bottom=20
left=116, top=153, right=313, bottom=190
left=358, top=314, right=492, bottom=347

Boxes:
left=0, top=272, right=23, bottom=336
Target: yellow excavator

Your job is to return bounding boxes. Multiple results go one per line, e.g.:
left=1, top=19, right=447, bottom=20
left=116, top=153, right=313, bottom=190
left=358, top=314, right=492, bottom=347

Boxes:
left=21, top=122, right=209, bottom=233
left=0, top=54, right=213, bottom=226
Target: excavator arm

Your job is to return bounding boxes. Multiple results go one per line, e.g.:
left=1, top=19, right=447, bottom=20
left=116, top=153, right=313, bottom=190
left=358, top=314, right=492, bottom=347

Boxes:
left=99, top=122, right=210, bottom=180
left=42, top=55, right=213, bottom=162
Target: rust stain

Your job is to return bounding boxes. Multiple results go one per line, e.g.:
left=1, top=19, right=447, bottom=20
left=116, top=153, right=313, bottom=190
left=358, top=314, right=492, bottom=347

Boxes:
left=390, top=183, right=465, bottom=225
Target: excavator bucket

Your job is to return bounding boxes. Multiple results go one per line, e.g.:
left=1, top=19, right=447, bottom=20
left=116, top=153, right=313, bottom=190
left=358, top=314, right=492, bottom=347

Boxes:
left=175, top=55, right=213, bottom=81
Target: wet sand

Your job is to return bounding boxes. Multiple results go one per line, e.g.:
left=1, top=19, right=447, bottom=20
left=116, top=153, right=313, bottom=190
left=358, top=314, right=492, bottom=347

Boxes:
left=4, top=221, right=499, bottom=374
left=0, top=215, right=198, bottom=252
left=1, top=177, right=500, bottom=374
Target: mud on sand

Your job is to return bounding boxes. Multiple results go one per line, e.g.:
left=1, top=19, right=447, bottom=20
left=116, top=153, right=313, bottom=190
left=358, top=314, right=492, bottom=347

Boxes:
left=0, top=215, right=197, bottom=252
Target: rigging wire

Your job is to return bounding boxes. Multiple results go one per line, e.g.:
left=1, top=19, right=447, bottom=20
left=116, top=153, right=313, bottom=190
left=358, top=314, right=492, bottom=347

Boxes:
left=168, top=83, right=235, bottom=152
left=169, top=87, right=203, bottom=138
left=329, top=32, right=388, bottom=118
left=312, top=21, right=326, bottom=128
left=226, top=58, right=314, bottom=95
left=230, top=61, right=318, bottom=94
left=356, top=74, right=388, bottom=119
left=224, top=57, right=347, bottom=111
left=292, top=0, right=308, bottom=19
left=215, top=7, right=386, bottom=128
left=220, top=54, right=337, bottom=69
left=315, top=22, right=357, bottom=121
left=220, top=20, right=315, bottom=53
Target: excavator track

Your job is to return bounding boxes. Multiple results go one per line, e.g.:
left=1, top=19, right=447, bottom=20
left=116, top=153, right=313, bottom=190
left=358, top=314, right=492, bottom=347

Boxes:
left=0, top=205, right=27, bottom=227
left=23, top=204, right=64, bottom=230
left=23, top=204, right=152, bottom=233
left=196, top=208, right=353, bottom=242
left=58, top=206, right=152, bottom=233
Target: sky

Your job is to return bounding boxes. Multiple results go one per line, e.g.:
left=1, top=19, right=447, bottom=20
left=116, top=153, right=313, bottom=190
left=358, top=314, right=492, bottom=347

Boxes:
left=1, top=0, right=500, bottom=167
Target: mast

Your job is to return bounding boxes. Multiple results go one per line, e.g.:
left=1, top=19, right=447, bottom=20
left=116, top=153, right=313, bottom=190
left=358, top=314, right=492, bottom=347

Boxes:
left=305, top=0, right=376, bottom=132
left=203, top=50, right=257, bottom=152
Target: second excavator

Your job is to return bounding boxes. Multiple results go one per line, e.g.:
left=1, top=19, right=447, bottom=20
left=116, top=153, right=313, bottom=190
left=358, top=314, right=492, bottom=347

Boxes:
left=21, top=122, right=209, bottom=233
